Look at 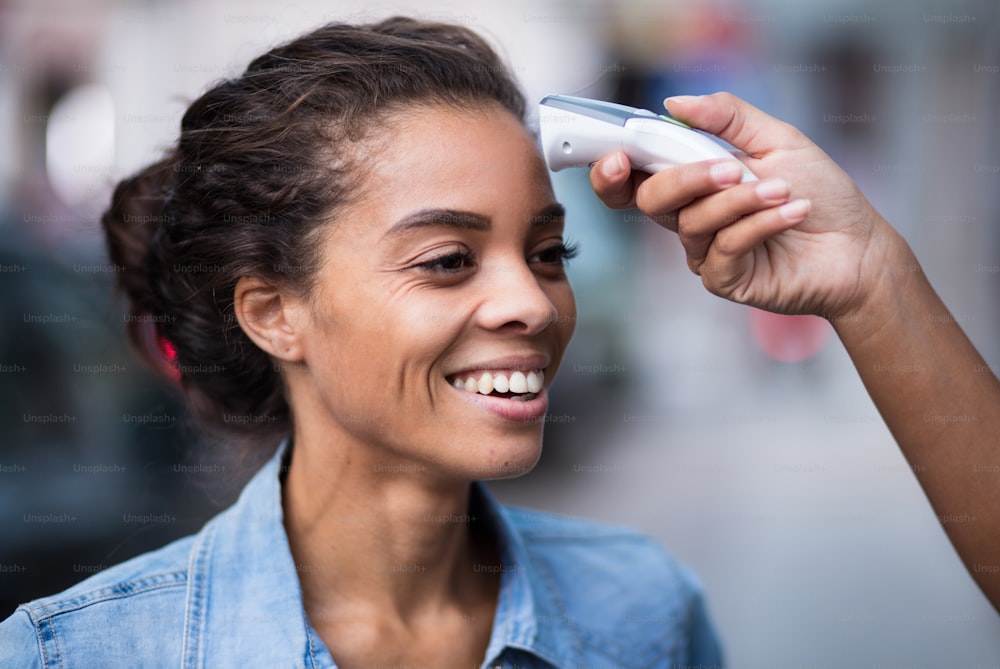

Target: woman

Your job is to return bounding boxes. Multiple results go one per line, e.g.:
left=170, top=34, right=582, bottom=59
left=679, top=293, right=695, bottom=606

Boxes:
left=0, top=17, right=721, bottom=669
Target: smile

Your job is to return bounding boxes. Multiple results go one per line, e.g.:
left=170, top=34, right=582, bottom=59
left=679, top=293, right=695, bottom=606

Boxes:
left=448, top=369, right=545, bottom=402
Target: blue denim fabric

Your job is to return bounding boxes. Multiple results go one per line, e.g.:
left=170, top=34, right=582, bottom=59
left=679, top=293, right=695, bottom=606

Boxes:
left=0, top=442, right=723, bottom=668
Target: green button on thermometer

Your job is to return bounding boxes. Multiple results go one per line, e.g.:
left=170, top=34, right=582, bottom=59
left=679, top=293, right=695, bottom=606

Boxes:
left=538, top=94, right=756, bottom=182
left=658, top=114, right=692, bottom=128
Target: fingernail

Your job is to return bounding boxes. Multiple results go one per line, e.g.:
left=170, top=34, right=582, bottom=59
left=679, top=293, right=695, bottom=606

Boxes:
left=779, top=198, right=811, bottom=222
left=664, top=95, right=699, bottom=107
left=601, top=152, right=626, bottom=178
left=755, top=178, right=790, bottom=201
left=710, top=161, right=743, bottom=185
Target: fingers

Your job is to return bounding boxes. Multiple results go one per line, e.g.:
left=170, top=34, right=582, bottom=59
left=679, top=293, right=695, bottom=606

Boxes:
left=591, top=92, right=813, bottom=216
left=664, top=92, right=809, bottom=158
left=590, top=152, right=744, bottom=215
left=696, top=199, right=812, bottom=296
left=590, top=155, right=751, bottom=230
left=679, top=177, right=793, bottom=272
left=630, top=159, right=746, bottom=231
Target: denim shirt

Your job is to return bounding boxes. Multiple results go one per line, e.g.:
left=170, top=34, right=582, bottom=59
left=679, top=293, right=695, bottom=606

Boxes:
left=0, top=442, right=723, bottom=668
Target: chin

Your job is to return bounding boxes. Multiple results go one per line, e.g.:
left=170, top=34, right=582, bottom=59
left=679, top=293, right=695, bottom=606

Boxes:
left=432, top=426, right=544, bottom=482
left=476, top=427, right=545, bottom=481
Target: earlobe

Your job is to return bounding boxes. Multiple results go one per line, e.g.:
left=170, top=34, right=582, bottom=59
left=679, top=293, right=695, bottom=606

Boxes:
left=233, top=276, right=306, bottom=362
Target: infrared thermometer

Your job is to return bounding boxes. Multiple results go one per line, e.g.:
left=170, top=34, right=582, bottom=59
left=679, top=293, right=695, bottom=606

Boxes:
left=538, top=94, right=757, bottom=182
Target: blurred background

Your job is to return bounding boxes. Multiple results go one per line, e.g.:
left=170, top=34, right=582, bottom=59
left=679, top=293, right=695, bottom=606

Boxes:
left=1, top=0, right=999, bottom=666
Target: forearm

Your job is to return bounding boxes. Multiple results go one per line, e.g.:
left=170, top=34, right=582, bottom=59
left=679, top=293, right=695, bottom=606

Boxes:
left=833, top=228, right=1000, bottom=610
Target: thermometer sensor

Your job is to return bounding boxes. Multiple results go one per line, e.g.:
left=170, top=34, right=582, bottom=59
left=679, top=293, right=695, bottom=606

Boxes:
left=538, top=94, right=757, bottom=183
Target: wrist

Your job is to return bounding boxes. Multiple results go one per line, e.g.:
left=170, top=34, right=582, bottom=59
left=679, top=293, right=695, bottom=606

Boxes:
left=826, top=219, right=922, bottom=347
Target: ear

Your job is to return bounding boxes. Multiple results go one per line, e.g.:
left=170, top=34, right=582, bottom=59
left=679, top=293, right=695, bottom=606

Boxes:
left=233, top=276, right=307, bottom=363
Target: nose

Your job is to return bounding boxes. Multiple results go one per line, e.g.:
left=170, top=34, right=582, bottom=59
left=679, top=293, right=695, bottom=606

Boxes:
left=475, top=257, right=561, bottom=335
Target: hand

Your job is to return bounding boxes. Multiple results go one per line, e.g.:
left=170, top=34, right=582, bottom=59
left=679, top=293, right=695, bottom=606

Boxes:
left=590, top=92, right=901, bottom=320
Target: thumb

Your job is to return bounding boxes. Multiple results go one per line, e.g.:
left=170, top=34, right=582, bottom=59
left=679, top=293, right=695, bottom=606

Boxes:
left=589, top=151, right=641, bottom=209
left=664, top=92, right=808, bottom=157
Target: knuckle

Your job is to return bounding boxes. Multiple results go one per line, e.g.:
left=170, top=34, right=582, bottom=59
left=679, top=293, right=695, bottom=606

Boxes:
left=712, top=91, right=736, bottom=104
left=712, top=230, right=740, bottom=257
left=700, top=267, right=738, bottom=299
left=676, top=214, right=703, bottom=243
left=699, top=269, right=722, bottom=295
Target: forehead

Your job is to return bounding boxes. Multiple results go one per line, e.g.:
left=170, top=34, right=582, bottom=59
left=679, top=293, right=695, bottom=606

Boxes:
left=314, top=103, right=558, bottom=258
left=357, top=104, right=553, bottom=214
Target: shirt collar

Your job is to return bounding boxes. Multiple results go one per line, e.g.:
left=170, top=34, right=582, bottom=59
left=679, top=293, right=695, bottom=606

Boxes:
left=185, top=439, right=320, bottom=668
left=473, top=482, right=584, bottom=668
left=185, top=441, right=583, bottom=669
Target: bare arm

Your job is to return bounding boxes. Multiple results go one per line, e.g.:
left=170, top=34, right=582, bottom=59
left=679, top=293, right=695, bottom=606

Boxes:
left=832, top=229, right=1000, bottom=609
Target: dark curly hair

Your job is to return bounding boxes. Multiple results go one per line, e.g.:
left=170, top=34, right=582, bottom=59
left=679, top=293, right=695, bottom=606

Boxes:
left=101, top=17, right=526, bottom=447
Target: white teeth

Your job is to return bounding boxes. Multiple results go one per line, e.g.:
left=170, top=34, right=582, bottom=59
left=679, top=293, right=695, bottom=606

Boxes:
left=477, top=372, right=493, bottom=395
left=526, top=371, right=542, bottom=393
left=508, top=371, right=528, bottom=394
left=451, top=369, right=545, bottom=397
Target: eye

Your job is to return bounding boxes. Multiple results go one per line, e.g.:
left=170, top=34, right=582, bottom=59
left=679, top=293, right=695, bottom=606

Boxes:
left=530, top=240, right=580, bottom=267
left=412, top=249, right=477, bottom=274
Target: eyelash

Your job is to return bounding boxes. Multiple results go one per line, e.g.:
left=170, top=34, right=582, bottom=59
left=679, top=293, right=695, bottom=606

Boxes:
left=415, top=249, right=477, bottom=274
left=413, top=241, right=580, bottom=275
left=533, top=240, right=580, bottom=266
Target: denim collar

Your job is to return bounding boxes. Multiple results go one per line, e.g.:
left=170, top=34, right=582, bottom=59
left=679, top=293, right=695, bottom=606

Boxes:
left=475, top=477, right=583, bottom=668
left=181, top=440, right=580, bottom=668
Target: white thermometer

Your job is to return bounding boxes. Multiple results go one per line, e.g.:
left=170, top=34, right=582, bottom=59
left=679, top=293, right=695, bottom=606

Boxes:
left=538, top=94, right=756, bottom=182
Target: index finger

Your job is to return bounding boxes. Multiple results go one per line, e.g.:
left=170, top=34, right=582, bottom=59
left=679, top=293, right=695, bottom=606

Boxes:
left=632, top=159, right=746, bottom=232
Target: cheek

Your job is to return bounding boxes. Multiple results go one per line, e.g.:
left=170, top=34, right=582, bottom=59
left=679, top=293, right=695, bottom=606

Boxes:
left=393, top=290, right=469, bottom=341
left=354, top=287, right=468, bottom=383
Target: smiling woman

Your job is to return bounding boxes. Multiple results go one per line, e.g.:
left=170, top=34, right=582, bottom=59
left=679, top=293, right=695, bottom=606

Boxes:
left=0, top=16, right=722, bottom=669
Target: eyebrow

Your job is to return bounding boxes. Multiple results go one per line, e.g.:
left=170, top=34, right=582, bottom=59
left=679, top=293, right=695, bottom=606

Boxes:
left=384, top=203, right=566, bottom=239
left=529, top=203, right=567, bottom=226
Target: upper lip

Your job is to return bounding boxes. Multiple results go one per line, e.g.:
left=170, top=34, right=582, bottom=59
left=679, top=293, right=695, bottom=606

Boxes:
left=445, top=353, right=552, bottom=379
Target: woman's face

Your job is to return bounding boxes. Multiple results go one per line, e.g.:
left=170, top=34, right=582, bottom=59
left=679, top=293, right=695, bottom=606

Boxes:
left=290, top=104, right=576, bottom=481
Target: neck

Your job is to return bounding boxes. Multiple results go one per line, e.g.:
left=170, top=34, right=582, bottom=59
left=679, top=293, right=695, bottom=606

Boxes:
left=281, top=428, right=499, bottom=627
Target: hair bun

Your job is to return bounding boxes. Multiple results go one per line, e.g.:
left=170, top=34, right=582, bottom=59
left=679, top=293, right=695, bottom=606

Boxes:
left=101, top=154, right=176, bottom=372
